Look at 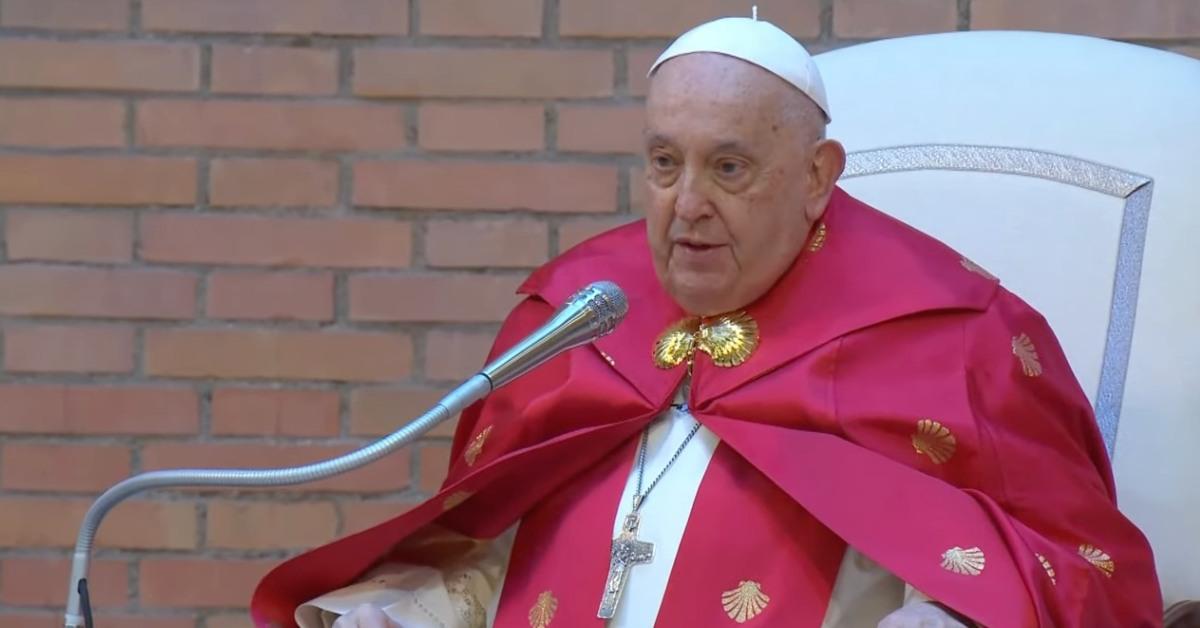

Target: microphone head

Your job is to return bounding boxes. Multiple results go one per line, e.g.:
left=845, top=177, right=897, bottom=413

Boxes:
left=566, top=280, right=628, bottom=337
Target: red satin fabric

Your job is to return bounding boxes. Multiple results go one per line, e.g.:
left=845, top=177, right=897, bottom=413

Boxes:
left=251, top=188, right=1161, bottom=627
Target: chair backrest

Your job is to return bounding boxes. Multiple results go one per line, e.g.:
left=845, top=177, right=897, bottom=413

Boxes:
left=815, top=31, right=1200, bottom=607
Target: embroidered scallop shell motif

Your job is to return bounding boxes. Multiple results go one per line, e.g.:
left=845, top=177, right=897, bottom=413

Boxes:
left=912, top=419, right=957, bottom=464
left=1079, top=544, right=1115, bottom=578
left=528, top=590, right=558, bottom=628
left=941, top=546, right=986, bottom=576
left=1012, top=333, right=1043, bottom=377
left=1036, top=553, right=1057, bottom=586
left=653, top=320, right=698, bottom=369
left=698, top=311, right=760, bottom=367
left=464, top=425, right=492, bottom=467
left=722, top=581, right=770, bottom=623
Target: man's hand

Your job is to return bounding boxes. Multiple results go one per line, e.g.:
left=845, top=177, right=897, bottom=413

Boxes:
left=878, top=601, right=971, bottom=628
left=332, top=603, right=399, bottom=628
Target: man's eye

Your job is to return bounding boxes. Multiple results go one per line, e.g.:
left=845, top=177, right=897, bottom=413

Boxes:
left=717, top=160, right=744, bottom=175
left=653, top=155, right=675, bottom=169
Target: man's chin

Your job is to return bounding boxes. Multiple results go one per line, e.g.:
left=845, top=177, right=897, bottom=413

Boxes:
left=666, top=277, right=739, bottom=317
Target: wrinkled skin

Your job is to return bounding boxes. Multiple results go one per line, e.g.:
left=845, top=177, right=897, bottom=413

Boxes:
left=642, top=52, right=846, bottom=317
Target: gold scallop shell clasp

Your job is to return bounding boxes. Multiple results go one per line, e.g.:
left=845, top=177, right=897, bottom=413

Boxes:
left=464, top=425, right=492, bottom=467
left=653, top=311, right=759, bottom=369
left=1079, top=544, right=1115, bottom=578
left=529, top=590, right=558, bottom=628
left=721, top=580, right=770, bottom=623
left=912, top=419, right=957, bottom=464
left=941, top=546, right=986, bottom=576
left=1012, top=333, right=1043, bottom=377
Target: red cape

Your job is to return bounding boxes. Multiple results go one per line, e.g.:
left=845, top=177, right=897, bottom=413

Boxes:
left=252, top=188, right=1161, bottom=627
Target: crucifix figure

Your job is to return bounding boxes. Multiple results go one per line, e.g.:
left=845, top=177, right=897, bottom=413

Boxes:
left=597, top=511, right=655, bottom=619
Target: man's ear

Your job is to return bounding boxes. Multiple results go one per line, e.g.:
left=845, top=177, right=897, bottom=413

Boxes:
left=806, top=138, right=847, bottom=222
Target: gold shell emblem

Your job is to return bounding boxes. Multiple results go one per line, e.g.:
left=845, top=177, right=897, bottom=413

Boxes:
left=528, top=590, right=558, bottom=628
left=698, top=311, right=760, bottom=367
left=941, top=546, right=986, bottom=576
left=721, top=580, right=770, bottom=623
left=912, top=419, right=957, bottom=464
left=653, top=319, right=698, bottom=368
left=1012, top=333, right=1043, bottom=377
left=960, top=258, right=997, bottom=281
left=1036, top=553, right=1057, bottom=586
left=464, top=425, right=492, bottom=467
left=1079, top=544, right=1115, bottom=578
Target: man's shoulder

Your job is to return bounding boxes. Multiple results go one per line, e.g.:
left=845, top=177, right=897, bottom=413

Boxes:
left=517, top=219, right=653, bottom=304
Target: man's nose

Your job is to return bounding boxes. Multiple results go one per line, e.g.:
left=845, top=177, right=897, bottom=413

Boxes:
left=673, top=170, right=713, bottom=222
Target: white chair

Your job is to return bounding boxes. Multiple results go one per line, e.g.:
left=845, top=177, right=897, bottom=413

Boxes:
left=815, top=31, right=1200, bottom=616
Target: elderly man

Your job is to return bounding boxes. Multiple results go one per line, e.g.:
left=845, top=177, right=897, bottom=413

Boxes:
left=251, top=16, right=1161, bottom=628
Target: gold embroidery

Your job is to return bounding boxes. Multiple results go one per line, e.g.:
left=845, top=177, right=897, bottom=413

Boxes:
left=442, top=491, right=472, bottom=511
left=1037, top=553, right=1057, bottom=586
left=447, top=572, right=487, bottom=628
left=808, top=222, right=827, bottom=252
left=1012, top=333, right=1043, bottom=377
left=722, top=580, right=770, bottom=623
left=941, top=546, right=986, bottom=576
left=960, top=257, right=997, bottom=281
left=912, top=419, right=957, bottom=464
left=464, top=426, right=492, bottom=467
left=653, top=311, right=759, bottom=369
left=529, top=590, right=558, bottom=628
left=1079, top=544, right=1115, bottom=578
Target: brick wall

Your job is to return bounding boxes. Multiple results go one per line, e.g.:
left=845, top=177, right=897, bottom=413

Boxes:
left=0, top=1, right=1196, bottom=626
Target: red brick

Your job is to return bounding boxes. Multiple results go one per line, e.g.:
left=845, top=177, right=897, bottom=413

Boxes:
left=143, top=0, right=409, bottom=35
left=141, top=214, right=411, bottom=269
left=1, top=0, right=129, bottom=31
left=349, top=386, right=459, bottom=437
left=421, top=0, right=543, bottom=37
left=0, top=155, right=195, bottom=205
left=206, top=500, right=338, bottom=550
left=558, top=104, right=645, bottom=154
left=349, top=273, right=523, bottom=322
left=206, top=271, right=334, bottom=321
left=340, top=499, right=421, bottom=535
left=0, top=614, right=194, bottom=628
left=137, top=100, right=406, bottom=151
left=210, top=158, right=339, bottom=207
left=212, top=45, right=338, bottom=95
left=425, top=219, right=549, bottom=268
left=418, top=442, right=453, bottom=493
left=627, top=46, right=664, bottom=97
left=6, top=209, right=133, bottom=263
left=139, top=558, right=272, bottom=608
left=211, top=387, right=340, bottom=437
left=630, top=165, right=647, bottom=215
left=3, top=324, right=134, bottom=374
left=425, top=330, right=497, bottom=382
left=0, top=384, right=199, bottom=435
left=834, top=0, right=957, bottom=37
left=355, top=48, right=613, bottom=98
left=355, top=161, right=618, bottom=213
left=0, top=557, right=126, bottom=606
left=419, top=104, right=545, bottom=152
left=0, top=266, right=196, bottom=318
left=0, top=40, right=198, bottom=91
left=558, top=216, right=637, bottom=253
left=140, top=443, right=412, bottom=493
left=0, top=98, right=124, bottom=147
left=206, top=616, right=255, bottom=628
left=144, top=328, right=413, bottom=382
left=560, top=0, right=821, bottom=38
left=0, top=498, right=197, bottom=549
left=0, top=443, right=130, bottom=492
left=971, top=0, right=1200, bottom=38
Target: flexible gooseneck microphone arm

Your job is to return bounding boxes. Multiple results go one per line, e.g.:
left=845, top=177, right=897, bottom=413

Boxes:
left=63, top=281, right=628, bottom=628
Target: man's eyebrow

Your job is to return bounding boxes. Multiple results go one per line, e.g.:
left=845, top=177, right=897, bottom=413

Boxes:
left=642, top=134, right=754, bottom=155
left=643, top=132, right=672, bottom=146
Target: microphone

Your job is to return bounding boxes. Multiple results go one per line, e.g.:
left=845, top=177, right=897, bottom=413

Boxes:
left=63, top=280, right=627, bottom=628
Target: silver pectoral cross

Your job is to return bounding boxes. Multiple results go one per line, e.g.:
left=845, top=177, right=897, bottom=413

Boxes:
left=597, top=512, right=654, bottom=619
